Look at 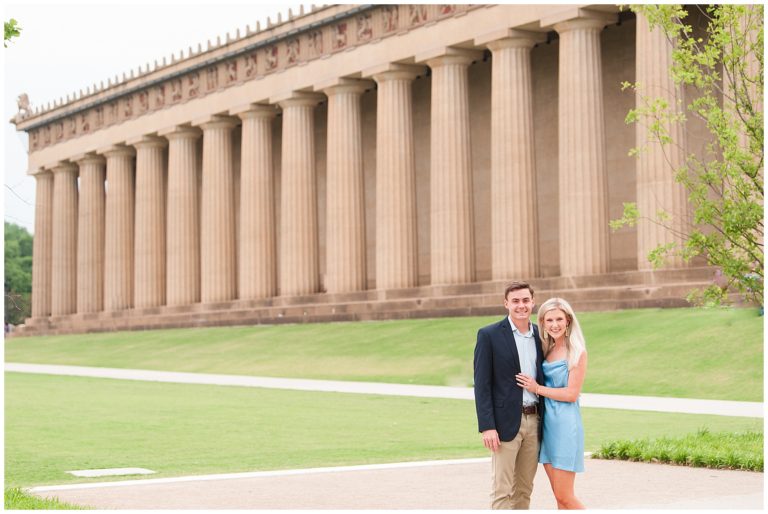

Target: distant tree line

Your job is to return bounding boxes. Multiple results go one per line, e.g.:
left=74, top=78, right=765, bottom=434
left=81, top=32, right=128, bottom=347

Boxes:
left=5, top=18, right=28, bottom=327
left=5, top=222, right=32, bottom=325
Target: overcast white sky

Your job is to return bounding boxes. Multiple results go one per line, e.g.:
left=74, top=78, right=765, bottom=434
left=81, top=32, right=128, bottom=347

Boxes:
left=3, top=1, right=311, bottom=233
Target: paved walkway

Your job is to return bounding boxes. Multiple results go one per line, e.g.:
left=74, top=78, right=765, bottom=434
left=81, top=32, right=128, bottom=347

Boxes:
left=11, top=363, right=764, bottom=509
left=5, top=362, right=763, bottom=417
left=29, top=457, right=763, bottom=509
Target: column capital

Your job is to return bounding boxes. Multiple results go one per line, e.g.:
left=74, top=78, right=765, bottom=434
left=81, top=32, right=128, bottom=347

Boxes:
left=127, top=134, right=168, bottom=149
left=272, top=91, right=325, bottom=108
left=51, top=161, right=79, bottom=174
left=416, top=46, right=483, bottom=67
left=475, top=28, right=547, bottom=50
left=316, top=77, right=373, bottom=96
left=540, top=8, right=617, bottom=32
left=97, top=144, right=136, bottom=158
left=158, top=125, right=202, bottom=140
left=231, top=103, right=278, bottom=120
left=71, top=152, right=106, bottom=166
left=30, top=167, right=53, bottom=178
left=192, top=114, right=239, bottom=130
left=362, top=63, right=425, bottom=82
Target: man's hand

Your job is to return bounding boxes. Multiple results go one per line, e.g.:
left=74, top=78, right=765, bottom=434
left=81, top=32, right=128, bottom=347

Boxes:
left=481, top=429, right=500, bottom=452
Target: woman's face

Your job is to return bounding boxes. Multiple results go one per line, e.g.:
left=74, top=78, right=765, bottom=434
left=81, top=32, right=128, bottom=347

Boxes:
left=543, top=308, right=568, bottom=341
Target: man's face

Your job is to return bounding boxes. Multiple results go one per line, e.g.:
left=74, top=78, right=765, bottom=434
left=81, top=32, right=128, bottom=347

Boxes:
left=504, top=288, right=534, bottom=323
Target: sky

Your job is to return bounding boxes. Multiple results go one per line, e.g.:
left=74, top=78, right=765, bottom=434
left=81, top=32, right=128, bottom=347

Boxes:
left=3, top=1, right=312, bottom=234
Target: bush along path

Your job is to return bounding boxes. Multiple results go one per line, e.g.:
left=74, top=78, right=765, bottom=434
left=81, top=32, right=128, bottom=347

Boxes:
left=594, top=429, right=763, bottom=471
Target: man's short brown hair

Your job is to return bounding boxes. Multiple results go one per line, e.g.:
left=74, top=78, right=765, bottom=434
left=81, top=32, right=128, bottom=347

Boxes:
left=504, top=281, right=534, bottom=299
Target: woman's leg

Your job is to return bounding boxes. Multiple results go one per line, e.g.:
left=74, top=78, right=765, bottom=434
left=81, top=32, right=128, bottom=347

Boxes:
left=542, top=464, right=565, bottom=509
left=548, top=466, right=584, bottom=510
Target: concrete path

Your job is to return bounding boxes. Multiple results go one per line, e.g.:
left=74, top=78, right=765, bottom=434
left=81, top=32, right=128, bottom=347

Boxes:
left=29, top=457, right=763, bottom=509
left=6, top=362, right=763, bottom=417
left=12, top=363, right=764, bottom=509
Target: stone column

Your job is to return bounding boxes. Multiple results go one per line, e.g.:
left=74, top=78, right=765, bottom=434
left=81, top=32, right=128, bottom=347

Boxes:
left=478, top=30, right=544, bottom=280
left=233, top=105, right=277, bottom=300
left=160, top=126, right=202, bottom=306
left=195, top=115, right=238, bottom=303
left=74, top=154, right=106, bottom=313
left=422, top=48, right=481, bottom=285
left=320, top=79, right=371, bottom=293
left=130, top=135, right=168, bottom=307
left=635, top=13, right=688, bottom=269
left=724, top=5, right=762, bottom=151
left=102, top=145, right=136, bottom=312
left=275, top=92, right=323, bottom=296
left=365, top=64, right=423, bottom=290
left=50, top=162, right=78, bottom=316
left=31, top=171, right=54, bottom=318
left=554, top=15, right=615, bottom=276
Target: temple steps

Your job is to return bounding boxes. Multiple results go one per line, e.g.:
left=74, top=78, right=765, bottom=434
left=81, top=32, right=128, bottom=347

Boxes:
left=17, top=267, right=726, bottom=336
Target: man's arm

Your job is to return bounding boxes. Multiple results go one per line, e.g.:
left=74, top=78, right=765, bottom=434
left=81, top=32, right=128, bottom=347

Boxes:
left=474, top=328, right=500, bottom=451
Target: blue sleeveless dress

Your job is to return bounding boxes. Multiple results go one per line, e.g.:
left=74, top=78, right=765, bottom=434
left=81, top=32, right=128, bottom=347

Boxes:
left=539, top=359, right=584, bottom=472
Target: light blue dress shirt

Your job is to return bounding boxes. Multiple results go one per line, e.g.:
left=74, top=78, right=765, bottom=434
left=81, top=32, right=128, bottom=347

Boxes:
left=509, top=317, right=538, bottom=406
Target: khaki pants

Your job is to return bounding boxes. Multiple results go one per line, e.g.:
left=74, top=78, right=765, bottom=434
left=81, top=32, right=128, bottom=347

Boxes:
left=490, top=412, right=540, bottom=509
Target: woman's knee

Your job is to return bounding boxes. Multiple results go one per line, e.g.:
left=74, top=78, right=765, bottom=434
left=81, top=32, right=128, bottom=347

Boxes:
left=553, top=490, right=572, bottom=505
left=551, top=480, right=575, bottom=505
left=554, top=490, right=583, bottom=510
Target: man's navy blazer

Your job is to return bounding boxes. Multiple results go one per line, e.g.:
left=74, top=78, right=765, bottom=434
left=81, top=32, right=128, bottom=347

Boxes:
left=474, top=317, right=545, bottom=442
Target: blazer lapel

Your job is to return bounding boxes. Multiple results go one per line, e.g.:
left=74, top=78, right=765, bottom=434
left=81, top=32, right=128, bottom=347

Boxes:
left=533, top=324, right=545, bottom=377
left=500, top=318, right=522, bottom=372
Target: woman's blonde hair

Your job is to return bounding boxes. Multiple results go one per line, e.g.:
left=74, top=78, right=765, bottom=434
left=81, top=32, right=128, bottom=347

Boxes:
left=537, top=297, right=586, bottom=369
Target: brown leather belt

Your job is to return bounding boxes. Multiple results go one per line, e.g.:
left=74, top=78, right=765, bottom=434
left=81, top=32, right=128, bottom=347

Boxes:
left=522, top=404, right=538, bottom=415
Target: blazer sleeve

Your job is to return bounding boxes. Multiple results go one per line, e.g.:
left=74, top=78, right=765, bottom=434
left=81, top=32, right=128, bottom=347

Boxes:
left=474, top=327, right=495, bottom=433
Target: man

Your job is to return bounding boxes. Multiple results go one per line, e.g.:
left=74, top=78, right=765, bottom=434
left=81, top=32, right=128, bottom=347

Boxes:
left=474, top=281, right=545, bottom=509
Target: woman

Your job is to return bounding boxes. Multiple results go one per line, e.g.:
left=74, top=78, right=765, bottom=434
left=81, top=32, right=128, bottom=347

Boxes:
left=516, top=297, right=588, bottom=510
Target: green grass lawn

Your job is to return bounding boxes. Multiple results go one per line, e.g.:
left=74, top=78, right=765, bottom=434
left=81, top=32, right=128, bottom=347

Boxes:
left=5, top=373, right=762, bottom=487
left=5, top=308, right=763, bottom=400
left=4, top=488, right=89, bottom=510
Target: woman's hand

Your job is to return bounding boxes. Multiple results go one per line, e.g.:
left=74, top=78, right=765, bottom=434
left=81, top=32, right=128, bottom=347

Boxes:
left=515, top=373, right=538, bottom=394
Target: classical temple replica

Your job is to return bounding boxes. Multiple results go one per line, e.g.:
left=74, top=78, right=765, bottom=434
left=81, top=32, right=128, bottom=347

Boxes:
left=12, top=4, right=717, bottom=335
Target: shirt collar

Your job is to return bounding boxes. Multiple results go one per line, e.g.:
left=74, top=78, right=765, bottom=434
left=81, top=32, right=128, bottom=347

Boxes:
left=508, top=317, right=533, bottom=337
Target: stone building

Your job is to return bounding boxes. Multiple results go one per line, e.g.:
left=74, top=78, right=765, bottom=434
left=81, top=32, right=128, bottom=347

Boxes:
left=12, top=4, right=714, bottom=335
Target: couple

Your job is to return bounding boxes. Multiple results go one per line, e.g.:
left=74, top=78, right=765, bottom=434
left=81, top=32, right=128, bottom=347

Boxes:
left=474, top=282, right=588, bottom=510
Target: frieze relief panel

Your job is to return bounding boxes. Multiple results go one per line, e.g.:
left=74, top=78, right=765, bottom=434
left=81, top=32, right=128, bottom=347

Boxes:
left=28, top=4, right=470, bottom=152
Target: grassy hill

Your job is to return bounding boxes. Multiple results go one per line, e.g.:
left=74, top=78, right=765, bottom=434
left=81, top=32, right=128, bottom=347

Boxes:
left=5, top=307, right=763, bottom=401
